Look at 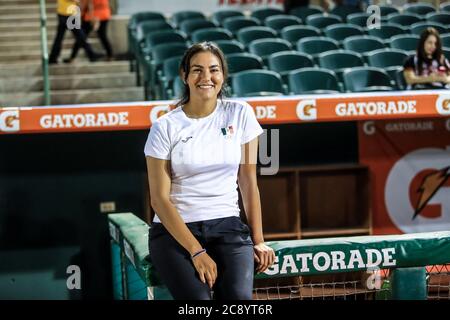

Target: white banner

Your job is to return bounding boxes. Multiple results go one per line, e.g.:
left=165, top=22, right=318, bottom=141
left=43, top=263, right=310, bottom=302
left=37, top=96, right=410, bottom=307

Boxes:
left=117, top=0, right=284, bottom=17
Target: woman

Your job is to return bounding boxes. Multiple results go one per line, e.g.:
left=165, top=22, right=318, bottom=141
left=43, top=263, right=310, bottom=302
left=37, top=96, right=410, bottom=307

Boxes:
left=144, top=42, right=275, bottom=300
left=64, top=0, right=113, bottom=63
left=403, top=27, right=450, bottom=90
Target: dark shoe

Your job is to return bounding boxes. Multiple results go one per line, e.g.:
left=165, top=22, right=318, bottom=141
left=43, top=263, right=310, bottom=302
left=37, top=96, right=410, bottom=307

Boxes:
left=89, top=53, right=102, bottom=62
left=49, top=59, right=58, bottom=65
left=63, top=58, right=74, bottom=64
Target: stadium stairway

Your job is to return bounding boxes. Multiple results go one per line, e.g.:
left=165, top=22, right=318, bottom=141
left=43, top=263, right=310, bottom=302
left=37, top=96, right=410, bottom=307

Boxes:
left=0, top=0, right=144, bottom=107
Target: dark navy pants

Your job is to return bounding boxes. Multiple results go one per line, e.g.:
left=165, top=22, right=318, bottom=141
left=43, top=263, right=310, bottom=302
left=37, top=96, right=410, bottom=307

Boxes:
left=148, top=216, right=255, bottom=300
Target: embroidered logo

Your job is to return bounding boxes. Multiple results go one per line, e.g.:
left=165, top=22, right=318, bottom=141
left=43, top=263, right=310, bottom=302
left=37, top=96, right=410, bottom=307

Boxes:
left=221, top=125, right=234, bottom=139
left=181, top=136, right=193, bottom=143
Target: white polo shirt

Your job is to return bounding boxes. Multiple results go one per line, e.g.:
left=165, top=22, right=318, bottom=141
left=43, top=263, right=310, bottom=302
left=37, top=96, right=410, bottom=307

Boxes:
left=144, top=99, right=263, bottom=223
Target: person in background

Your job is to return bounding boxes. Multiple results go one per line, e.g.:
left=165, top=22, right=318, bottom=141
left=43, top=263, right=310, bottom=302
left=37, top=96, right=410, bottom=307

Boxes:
left=49, top=0, right=99, bottom=64
left=64, top=0, right=113, bottom=63
left=403, top=27, right=450, bottom=90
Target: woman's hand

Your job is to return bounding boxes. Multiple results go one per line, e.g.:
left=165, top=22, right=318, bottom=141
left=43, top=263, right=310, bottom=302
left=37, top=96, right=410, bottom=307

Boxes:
left=191, top=253, right=217, bottom=289
left=253, top=243, right=276, bottom=274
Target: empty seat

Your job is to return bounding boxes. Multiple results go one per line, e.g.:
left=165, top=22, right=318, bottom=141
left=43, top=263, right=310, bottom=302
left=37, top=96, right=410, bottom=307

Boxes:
left=441, top=2, right=450, bottom=13
left=172, top=11, right=205, bottom=26
left=297, top=36, right=340, bottom=56
left=410, top=22, right=447, bottom=35
left=390, top=34, right=419, bottom=53
left=222, top=16, right=260, bottom=33
left=323, top=24, right=364, bottom=41
left=395, top=67, right=407, bottom=90
left=280, top=25, right=321, bottom=45
left=441, top=34, right=450, bottom=49
left=143, top=30, right=186, bottom=51
left=236, top=26, right=277, bottom=46
left=158, top=55, right=183, bottom=99
left=264, top=15, right=302, bottom=33
left=179, top=19, right=217, bottom=35
left=386, top=13, right=422, bottom=25
left=215, top=40, right=245, bottom=55
left=248, top=38, right=292, bottom=63
left=251, top=7, right=284, bottom=23
left=343, top=67, right=394, bottom=92
left=343, top=36, right=385, bottom=53
left=317, top=49, right=364, bottom=82
left=366, top=48, right=409, bottom=80
left=425, top=12, right=450, bottom=25
left=403, top=3, right=436, bottom=17
left=191, top=28, right=232, bottom=42
left=267, top=51, right=314, bottom=82
left=288, top=67, right=341, bottom=94
left=289, top=5, right=324, bottom=22
left=232, top=70, right=286, bottom=97
left=167, top=76, right=185, bottom=99
left=346, top=13, right=371, bottom=28
left=227, top=53, right=264, bottom=75
left=367, top=23, right=405, bottom=40
left=330, top=5, right=362, bottom=22
left=212, top=9, right=244, bottom=26
left=378, top=5, right=399, bottom=17
left=306, top=13, right=342, bottom=29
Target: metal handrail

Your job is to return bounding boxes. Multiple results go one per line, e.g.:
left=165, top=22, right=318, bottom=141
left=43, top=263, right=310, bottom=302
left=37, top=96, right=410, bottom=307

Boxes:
left=39, top=0, right=51, bottom=106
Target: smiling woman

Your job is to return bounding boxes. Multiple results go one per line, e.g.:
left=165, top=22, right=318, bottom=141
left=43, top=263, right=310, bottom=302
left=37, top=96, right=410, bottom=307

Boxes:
left=143, top=42, right=275, bottom=300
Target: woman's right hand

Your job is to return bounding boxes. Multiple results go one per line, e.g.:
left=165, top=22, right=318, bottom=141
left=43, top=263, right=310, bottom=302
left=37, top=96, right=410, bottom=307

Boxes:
left=191, top=253, right=217, bottom=289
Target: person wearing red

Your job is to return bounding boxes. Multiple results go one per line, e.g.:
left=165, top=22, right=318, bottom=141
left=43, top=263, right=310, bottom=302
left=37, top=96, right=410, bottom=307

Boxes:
left=64, top=0, right=113, bottom=63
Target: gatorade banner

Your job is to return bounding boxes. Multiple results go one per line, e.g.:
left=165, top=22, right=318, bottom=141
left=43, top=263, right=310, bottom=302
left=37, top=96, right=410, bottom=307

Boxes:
left=358, top=118, right=450, bottom=235
left=1, top=91, right=450, bottom=134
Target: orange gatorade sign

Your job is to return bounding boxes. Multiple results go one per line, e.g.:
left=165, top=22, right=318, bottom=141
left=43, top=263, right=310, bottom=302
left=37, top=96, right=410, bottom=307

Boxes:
left=1, top=91, right=449, bottom=134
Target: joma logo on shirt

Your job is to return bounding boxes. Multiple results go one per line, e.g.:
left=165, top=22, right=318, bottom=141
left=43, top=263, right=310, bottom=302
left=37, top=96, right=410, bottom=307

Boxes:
left=181, top=136, right=193, bottom=143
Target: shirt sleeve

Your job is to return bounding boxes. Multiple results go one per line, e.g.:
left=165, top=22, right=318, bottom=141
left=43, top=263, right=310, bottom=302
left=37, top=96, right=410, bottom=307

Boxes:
left=144, top=120, right=171, bottom=159
left=241, top=102, right=263, bottom=145
left=403, top=55, right=415, bottom=71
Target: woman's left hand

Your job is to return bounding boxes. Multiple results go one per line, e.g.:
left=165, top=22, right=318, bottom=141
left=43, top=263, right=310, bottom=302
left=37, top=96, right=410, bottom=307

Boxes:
left=253, top=243, right=276, bottom=274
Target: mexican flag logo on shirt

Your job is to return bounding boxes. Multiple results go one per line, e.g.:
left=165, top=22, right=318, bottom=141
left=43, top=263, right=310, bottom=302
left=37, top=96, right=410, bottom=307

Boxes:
left=221, top=125, right=234, bottom=139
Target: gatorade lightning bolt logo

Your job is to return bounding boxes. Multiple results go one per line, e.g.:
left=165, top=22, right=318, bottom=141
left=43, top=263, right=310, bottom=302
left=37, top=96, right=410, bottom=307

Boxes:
left=413, top=166, right=450, bottom=220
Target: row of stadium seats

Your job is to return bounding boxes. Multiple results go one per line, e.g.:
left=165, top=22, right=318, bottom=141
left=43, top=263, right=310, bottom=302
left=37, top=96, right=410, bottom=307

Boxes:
left=128, top=3, right=450, bottom=99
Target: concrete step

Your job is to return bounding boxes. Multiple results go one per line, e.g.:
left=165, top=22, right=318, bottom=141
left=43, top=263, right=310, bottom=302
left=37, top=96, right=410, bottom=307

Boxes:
left=0, top=73, right=137, bottom=92
left=0, top=20, right=58, bottom=33
left=0, top=30, right=102, bottom=42
left=0, top=87, right=145, bottom=107
left=0, top=0, right=49, bottom=5
left=0, top=61, right=131, bottom=77
left=0, top=47, right=108, bottom=63
left=0, top=4, right=56, bottom=15
left=0, top=14, right=57, bottom=23
left=0, top=39, right=103, bottom=53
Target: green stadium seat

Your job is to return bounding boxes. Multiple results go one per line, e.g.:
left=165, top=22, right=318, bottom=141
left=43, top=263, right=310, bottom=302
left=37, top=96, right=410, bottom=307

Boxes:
left=306, top=13, right=342, bottom=29
left=425, top=12, right=450, bottom=25
left=410, top=22, right=447, bottom=36
left=215, top=40, right=245, bottom=55
left=317, top=49, right=364, bottom=82
left=343, top=66, right=394, bottom=92
left=386, top=13, right=422, bottom=25
left=267, top=51, right=314, bottom=83
left=288, top=67, right=341, bottom=94
left=441, top=2, right=450, bottom=13
left=222, top=16, right=260, bottom=33
left=191, top=28, right=232, bottom=42
left=330, top=5, right=362, bottom=22
left=179, top=19, right=217, bottom=35
left=143, top=30, right=186, bottom=51
left=227, top=53, right=264, bottom=75
left=236, top=26, right=277, bottom=47
left=212, top=9, right=244, bottom=26
left=378, top=5, right=399, bottom=17
left=390, top=34, right=419, bottom=53
left=280, top=25, right=321, bottom=46
left=248, top=38, right=292, bottom=64
left=395, top=68, right=407, bottom=90
left=172, top=11, right=205, bottom=27
left=403, top=3, right=436, bottom=17
left=443, top=48, right=450, bottom=60
left=289, top=5, right=324, bottom=22
left=346, top=13, right=371, bottom=28
left=158, top=55, right=182, bottom=100
left=167, top=76, right=185, bottom=99
left=231, top=70, right=287, bottom=97
left=366, top=48, right=409, bottom=81
left=441, top=34, right=450, bottom=49
left=251, top=7, right=284, bottom=23
left=264, top=15, right=302, bottom=33
left=367, top=23, right=405, bottom=40
left=323, top=24, right=364, bottom=42
left=297, top=36, right=340, bottom=57
left=343, top=35, right=385, bottom=54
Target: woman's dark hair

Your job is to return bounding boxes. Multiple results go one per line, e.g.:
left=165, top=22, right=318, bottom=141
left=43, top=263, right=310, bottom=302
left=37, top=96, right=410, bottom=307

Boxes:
left=417, top=27, right=444, bottom=74
left=176, top=42, right=229, bottom=107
